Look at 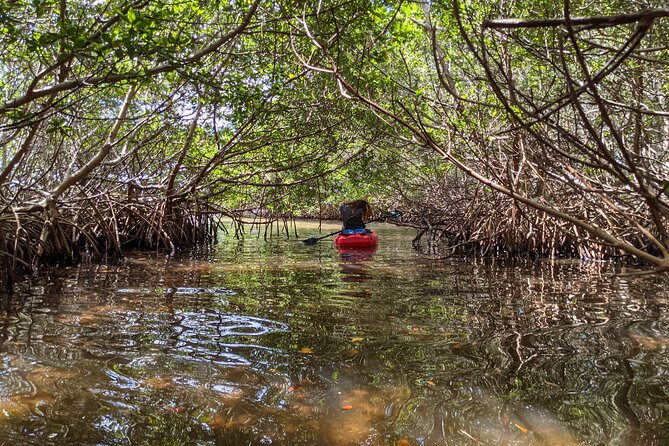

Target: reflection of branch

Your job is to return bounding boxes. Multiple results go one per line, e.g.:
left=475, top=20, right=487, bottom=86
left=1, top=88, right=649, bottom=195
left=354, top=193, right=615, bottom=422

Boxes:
left=483, top=9, right=669, bottom=30
left=613, top=355, right=641, bottom=441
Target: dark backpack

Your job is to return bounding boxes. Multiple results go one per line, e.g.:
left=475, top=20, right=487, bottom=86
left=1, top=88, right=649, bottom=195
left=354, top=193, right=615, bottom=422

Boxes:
left=344, top=215, right=365, bottom=230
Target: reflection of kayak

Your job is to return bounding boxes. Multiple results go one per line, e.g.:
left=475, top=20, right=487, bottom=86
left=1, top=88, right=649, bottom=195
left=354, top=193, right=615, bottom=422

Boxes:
left=334, top=230, right=378, bottom=249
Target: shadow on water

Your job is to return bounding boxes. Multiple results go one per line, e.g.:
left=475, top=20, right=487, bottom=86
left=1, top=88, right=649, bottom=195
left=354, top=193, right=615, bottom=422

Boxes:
left=0, top=222, right=666, bottom=445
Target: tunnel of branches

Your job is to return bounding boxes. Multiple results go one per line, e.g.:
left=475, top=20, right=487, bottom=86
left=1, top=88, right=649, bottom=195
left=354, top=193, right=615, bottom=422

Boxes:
left=0, top=1, right=668, bottom=289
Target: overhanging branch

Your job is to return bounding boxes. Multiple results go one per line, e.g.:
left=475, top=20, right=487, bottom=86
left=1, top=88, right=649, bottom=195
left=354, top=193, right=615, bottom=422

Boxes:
left=483, top=9, right=669, bottom=30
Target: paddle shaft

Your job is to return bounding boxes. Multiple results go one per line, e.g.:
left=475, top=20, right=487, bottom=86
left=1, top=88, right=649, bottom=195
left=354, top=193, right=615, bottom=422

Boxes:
left=303, top=230, right=341, bottom=244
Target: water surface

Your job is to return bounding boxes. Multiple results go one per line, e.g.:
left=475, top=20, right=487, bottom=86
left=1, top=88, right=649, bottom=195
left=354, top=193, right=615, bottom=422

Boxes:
left=0, top=221, right=667, bottom=445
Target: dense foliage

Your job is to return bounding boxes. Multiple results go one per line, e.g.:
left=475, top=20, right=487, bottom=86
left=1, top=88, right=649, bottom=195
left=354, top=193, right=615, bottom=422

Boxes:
left=290, top=0, right=669, bottom=267
left=0, top=0, right=667, bottom=283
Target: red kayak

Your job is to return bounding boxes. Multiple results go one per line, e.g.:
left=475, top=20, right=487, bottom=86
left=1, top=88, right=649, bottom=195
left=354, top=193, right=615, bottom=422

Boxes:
left=334, top=230, right=378, bottom=249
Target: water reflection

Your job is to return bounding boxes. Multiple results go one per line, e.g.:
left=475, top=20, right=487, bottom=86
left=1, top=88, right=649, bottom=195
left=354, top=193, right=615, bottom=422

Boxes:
left=338, top=246, right=376, bottom=283
left=0, top=223, right=666, bottom=445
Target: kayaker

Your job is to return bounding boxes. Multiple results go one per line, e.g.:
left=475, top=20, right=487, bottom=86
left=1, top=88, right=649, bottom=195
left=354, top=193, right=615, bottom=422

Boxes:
left=339, top=200, right=373, bottom=232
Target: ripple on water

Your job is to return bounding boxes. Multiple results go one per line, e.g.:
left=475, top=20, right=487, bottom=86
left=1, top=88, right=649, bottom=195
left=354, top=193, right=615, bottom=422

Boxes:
left=178, top=313, right=288, bottom=337
left=105, top=364, right=142, bottom=390
left=0, top=361, right=34, bottom=399
left=1, top=225, right=668, bottom=445
left=115, top=286, right=237, bottom=296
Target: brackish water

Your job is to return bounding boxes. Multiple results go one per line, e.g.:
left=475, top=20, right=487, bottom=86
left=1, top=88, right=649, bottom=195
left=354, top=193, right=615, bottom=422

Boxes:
left=0, top=221, right=668, bottom=445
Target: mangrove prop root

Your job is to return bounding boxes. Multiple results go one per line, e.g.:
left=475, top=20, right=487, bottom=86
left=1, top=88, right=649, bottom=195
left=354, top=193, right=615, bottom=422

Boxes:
left=0, top=196, right=217, bottom=286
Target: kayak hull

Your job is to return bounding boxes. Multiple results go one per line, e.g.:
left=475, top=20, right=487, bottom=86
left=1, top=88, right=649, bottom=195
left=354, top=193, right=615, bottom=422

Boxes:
left=334, top=230, right=378, bottom=249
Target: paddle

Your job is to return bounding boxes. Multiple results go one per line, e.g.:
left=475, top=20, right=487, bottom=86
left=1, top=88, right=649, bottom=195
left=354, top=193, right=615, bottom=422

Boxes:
left=302, top=230, right=341, bottom=245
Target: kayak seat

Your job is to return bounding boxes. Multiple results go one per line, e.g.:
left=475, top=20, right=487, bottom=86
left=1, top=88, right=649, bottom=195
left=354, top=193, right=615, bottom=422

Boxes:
left=342, top=228, right=369, bottom=236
